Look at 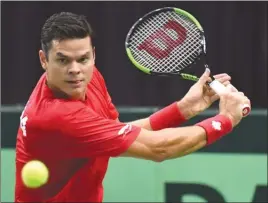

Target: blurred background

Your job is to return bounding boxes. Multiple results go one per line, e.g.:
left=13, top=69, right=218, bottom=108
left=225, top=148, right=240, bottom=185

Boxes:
left=1, top=1, right=267, bottom=202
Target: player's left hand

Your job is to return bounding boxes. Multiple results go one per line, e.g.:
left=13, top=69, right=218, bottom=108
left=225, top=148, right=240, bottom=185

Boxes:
left=178, top=68, right=233, bottom=119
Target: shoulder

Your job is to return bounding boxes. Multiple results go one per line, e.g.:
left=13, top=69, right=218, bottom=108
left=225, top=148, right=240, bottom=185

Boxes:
left=91, top=66, right=107, bottom=88
left=47, top=99, right=89, bottom=120
left=26, top=99, right=89, bottom=131
left=93, top=66, right=105, bottom=80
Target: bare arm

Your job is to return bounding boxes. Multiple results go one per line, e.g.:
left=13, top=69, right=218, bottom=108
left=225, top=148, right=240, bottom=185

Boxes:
left=126, top=72, right=234, bottom=131
left=126, top=101, right=192, bottom=131
left=127, top=118, right=152, bottom=130
left=121, top=125, right=207, bottom=162
left=121, top=87, right=249, bottom=162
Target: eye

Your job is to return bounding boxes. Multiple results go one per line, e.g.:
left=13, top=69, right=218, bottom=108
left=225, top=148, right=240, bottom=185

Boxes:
left=78, top=57, right=89, bottom=63
left=57, top=58, right=68, bottom=64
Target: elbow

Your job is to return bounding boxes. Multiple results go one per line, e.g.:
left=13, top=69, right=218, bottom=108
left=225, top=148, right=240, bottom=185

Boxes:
left=151, top=154, right=166, bottom=163
left=149, top=137, right=171, bottom=163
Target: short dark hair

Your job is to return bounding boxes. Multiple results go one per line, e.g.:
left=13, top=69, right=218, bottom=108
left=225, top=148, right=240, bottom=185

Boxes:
left=41, top=12, right=94, bottom=59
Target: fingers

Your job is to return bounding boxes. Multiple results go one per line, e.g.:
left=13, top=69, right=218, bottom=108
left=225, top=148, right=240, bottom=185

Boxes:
left=226, top=84, right=250, bottom=109
left=207, top=76, right=213, bottom=83
left=210, top=94, right=220, bottom=103
left=242, top=95, right=251, bottom=106
left=222, top=81, right=231, bottom=85
left=213, top=73, right=231, bottom=85
left=213, top=73, right=242, bottom=94
left=231, top=91, right=250, bottom=107
left=207, top=73, right=251, bottom=111
left=226, top=84, right=238, bottom=92
left=230, top=91, right=245, bottom=98
left=198, top=68, right=211, bottom=85
left=213, top=73, right=231, bottom=81
left=238, top=93, right=251, bottom=115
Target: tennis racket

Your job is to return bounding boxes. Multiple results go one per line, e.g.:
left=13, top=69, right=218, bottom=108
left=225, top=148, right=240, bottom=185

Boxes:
left=125, top=7, right=251, bottom=117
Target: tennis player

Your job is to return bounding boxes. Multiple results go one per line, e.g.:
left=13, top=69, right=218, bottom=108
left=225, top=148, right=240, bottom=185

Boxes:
left=15, top=12, right=251, bottom=202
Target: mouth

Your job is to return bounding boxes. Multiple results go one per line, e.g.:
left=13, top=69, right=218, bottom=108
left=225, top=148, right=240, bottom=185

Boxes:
left=65, top=79, right=84, bottom=87
left=66, top=79, right=83, bottom=83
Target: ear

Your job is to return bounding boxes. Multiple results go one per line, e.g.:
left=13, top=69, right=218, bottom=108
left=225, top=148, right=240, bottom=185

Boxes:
left=39, top=50, right=48, bottom=71
left=92, top=47, right=96, bottom=64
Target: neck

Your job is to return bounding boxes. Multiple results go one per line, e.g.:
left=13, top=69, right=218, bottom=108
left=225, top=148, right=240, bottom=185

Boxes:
left=46, top=81, right=86, bottom=101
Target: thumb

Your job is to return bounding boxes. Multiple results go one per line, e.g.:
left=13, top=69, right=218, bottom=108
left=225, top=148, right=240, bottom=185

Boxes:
left=198, top=68, right=211, bottom=85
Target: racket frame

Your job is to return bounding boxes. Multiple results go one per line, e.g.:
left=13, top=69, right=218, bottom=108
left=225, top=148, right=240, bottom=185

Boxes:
left=125, top=7, right=206, bottom=82
left=125, top=7, right=251, bottom=117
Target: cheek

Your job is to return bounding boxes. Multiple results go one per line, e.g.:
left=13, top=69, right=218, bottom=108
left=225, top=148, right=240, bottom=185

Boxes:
left=84, top=65, right=94, bottom=82
left=47, top=65, right=64, bottom=81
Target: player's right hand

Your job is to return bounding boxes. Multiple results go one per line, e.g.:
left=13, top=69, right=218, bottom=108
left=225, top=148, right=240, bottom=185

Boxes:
left=218, top=91, right=251, bottom=127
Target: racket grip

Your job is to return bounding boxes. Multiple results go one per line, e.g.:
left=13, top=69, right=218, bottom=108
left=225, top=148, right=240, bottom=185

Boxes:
left=226, top=84, right=251, bottom=117
left=209, top=80, right=251, bottom=117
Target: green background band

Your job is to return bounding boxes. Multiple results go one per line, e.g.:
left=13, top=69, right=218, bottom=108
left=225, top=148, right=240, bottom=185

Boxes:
left=1, top=107, right=267, bottom=202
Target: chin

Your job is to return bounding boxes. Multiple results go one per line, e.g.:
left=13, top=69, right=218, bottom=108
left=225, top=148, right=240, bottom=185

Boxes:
left=68, top=89, right=86, bottom=100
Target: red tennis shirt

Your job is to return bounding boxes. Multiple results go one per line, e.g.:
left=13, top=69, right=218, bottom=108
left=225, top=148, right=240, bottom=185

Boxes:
left=15, top=67, right=141, bottom=202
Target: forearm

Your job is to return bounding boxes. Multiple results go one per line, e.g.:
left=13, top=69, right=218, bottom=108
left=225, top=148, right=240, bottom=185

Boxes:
left=122, top=114, right=232, bottom=162
left=151, top=114, right=232, bottom=160
left=152, top=126, right=207, bottom=160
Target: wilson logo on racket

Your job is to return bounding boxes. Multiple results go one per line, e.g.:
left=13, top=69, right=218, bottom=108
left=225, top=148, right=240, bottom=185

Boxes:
left=138, top=20, right=187, bottom=59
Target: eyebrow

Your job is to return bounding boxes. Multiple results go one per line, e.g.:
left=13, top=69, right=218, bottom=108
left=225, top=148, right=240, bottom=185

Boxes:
left=56, top=51, right=90, bottom=58
left=56, top=52, right=67, bottom=58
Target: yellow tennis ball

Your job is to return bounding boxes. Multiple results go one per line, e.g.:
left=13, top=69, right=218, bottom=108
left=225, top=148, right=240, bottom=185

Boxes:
left=21, top=160, right=49, bottom=188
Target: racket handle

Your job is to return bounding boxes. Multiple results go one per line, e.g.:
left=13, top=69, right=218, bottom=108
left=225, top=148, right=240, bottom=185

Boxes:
left=209, top=80, right=251, bottom=117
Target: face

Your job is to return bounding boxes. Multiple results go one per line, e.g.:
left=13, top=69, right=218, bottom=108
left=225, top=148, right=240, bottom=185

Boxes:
left=39, top=36, right=95, bottom=100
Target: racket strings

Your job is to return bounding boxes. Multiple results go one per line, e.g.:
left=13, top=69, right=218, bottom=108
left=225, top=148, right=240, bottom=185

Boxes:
left=131, top=23, right=197, bottom=72
left=166, top=13, right=201, bottom=71
left=150, top=13, right=195, bottom=72
left=149, top=12, right=200, bottom=71
left=128, top=11, right=202, bottom=73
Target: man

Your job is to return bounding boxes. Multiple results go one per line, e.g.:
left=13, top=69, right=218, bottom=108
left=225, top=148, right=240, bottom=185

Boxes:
left=15, top=12, right=250, bottom=202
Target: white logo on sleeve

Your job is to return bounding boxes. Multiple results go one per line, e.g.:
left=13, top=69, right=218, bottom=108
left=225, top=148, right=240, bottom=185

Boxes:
left=20, top=116, right=28, bottom=136
left=118, top=124, right=132, bottom=136
left=20, top=102, right=29, bottom=137
left=212, top=121, right=222, bottom=131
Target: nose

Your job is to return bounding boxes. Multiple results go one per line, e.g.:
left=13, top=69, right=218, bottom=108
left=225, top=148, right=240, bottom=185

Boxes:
left=68, top=63, right=81, bottom=75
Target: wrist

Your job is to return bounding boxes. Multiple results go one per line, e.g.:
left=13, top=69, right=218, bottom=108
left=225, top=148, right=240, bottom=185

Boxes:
left=176, top=100, right=195, bottom=120
left=195, top=114, right=233, bottom=145
left=218, top=112, right=235, bottom=128
left=149, top=102, right=187, bottom=130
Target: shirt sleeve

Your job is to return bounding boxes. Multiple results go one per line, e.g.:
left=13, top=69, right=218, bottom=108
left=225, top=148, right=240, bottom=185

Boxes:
left=94, top=67, right=119, bottom=120
left=39, top=102, right=141, bottom=159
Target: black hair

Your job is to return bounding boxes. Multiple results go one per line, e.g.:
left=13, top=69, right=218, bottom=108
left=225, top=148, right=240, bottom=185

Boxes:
left=41, top=12, right=94, bottom=59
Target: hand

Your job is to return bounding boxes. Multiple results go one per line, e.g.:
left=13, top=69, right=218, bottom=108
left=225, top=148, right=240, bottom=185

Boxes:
left=219, top=91, right=251, bottom=127
left=178, top=68, right=232, bottom=119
